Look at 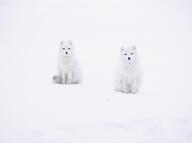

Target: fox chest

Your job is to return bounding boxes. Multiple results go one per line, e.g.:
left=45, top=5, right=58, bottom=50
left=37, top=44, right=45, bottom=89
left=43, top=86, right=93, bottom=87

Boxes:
left=58, top=63, right=73, bottom=73
left=120, top=67, right=138, bottom=82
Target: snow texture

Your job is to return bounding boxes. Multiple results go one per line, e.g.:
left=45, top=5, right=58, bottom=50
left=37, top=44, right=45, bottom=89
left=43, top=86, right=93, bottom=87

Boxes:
left=0, top=0, right=192, bottom=143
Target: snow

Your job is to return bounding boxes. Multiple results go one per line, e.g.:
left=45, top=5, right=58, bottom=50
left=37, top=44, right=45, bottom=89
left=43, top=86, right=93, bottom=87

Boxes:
left=0, top=0, right=192, bottom=142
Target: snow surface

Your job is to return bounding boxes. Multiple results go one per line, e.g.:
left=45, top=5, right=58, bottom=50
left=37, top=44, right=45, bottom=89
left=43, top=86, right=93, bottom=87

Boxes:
left=0, top=0, right=192, bottom=142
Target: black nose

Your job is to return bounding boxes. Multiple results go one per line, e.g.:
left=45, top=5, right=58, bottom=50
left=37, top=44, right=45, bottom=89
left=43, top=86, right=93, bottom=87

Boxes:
left=66, top=52, right=68, bottom=55
left=128, top=57, right=131, bottom=60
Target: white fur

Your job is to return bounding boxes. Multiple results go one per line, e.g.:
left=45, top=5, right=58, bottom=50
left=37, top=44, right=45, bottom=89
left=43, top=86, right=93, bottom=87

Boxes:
left=115, top=45, right=142, bottom=94
left=53, top=40, right=82, bottom=84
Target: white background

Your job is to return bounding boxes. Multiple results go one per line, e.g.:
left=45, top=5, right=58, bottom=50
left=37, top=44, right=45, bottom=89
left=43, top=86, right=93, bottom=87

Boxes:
left=0, top=0, right=192, bottom=142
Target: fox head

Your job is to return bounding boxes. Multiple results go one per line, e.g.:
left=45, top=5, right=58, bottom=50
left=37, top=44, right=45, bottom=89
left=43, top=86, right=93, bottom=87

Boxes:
left=59, top=40, right=74, bottom=57
left=120, top=45, right=138, bottom=65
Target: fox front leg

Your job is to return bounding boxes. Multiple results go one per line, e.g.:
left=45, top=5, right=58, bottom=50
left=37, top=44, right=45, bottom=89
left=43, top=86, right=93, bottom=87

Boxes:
left=130, top=78, right=138, bottom=94
left=66, top=71, right=73, bottom=84
left=62, top=72, right=67, bottom=84
left=122, top=80, right=129, bottom=93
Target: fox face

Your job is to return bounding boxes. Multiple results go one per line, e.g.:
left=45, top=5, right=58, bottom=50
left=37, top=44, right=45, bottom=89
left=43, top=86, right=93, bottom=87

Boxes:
left=120, top=45, right=138, bottom=65
left=59, top=40, right=74, bottom=57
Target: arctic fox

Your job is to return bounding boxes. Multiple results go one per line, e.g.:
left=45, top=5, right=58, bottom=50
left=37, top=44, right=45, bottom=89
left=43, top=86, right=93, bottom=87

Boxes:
left=53, top=40, right=82, bottom=84
left=115, top=45, right=142, bottom=94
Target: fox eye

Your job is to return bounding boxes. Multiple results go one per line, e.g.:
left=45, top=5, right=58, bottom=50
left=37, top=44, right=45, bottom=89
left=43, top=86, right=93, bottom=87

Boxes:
left=63, top=48, right=65, bottom=50
left=68, top=48, right=70, bottom=50
left=131, top=53, right=134, bottom=55
left=124, top=53, right=127, bottom=55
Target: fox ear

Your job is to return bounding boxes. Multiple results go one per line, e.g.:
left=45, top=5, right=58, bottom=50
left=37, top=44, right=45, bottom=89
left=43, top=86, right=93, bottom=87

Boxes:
left=68, top=40, right=73, bottom=45
left=120, top=47, right=124, bottom=52
left=60, top=40, right=66, bottom=45
left=132, top=45, right=136, bottom=50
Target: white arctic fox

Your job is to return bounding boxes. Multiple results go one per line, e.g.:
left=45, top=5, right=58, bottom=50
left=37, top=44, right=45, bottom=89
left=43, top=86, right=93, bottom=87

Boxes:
left=115, top=45, right=142, bottom=94
left=53, top=40, right=82, bottom=84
